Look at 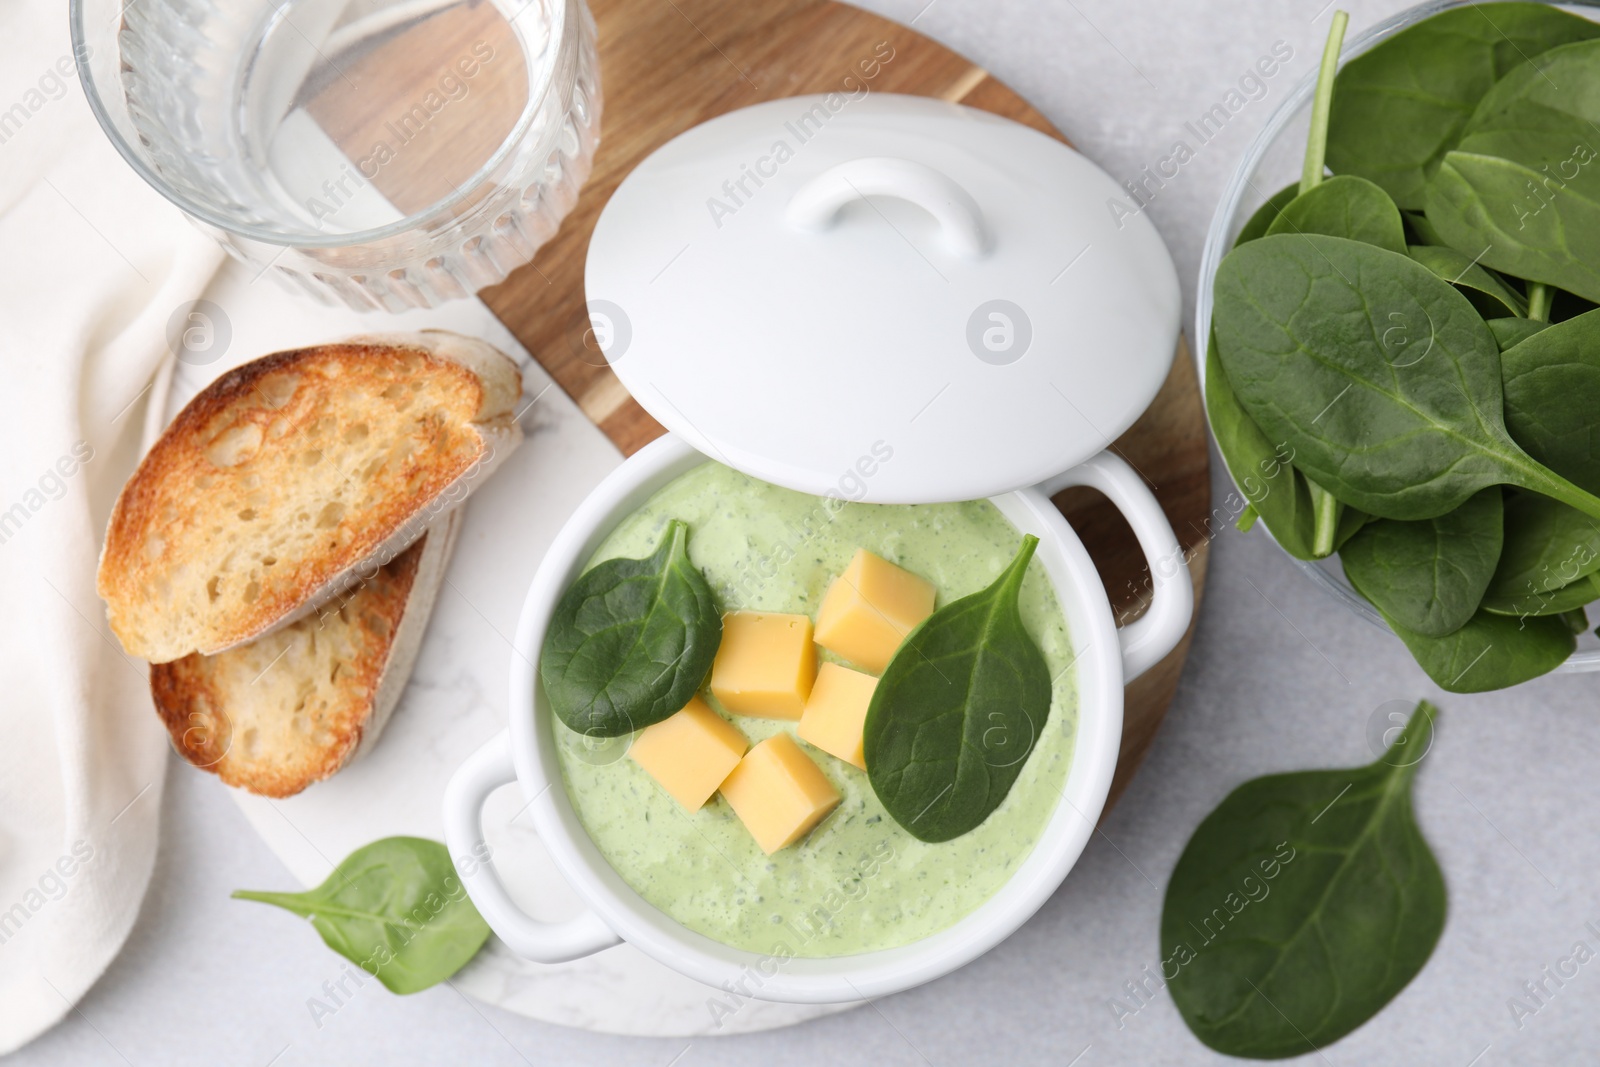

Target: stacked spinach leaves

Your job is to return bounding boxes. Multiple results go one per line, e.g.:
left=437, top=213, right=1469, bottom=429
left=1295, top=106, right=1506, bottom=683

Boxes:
left=1209, top=4, right=1600, bottom=692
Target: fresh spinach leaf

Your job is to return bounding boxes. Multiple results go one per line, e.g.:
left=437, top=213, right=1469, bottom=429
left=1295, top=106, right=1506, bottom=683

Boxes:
left=1340, top=487, right=1502, bottom=637
left=1269, top=39, right=1404, bottom=554
left=1408, top=244, right=1526, bottom=318
left=1206, top=329, right=1318, bottom=559
left=541, top=519, right=721, bottom=738
left=1402, top=210, right=1448, bottom=247
left=1210, top=180, right=1329, bottom=557
left=234, top=837, right=490, bottom=995
left=1488, top=317, right=1550, bottom=351
left=1208, top=330, right=1370, bottom=561
left=1483, top=490, right=1600, bottom=604
left=864, top=536, right=1051, bottom=843
left=1163, top=701, right=1444, bottom=1059
left=1382, top=606, right=1574, bottom=692
left=1326, top=3, right=1600, bottom=209
left=1334, top=504, right=1373, bottom=549
left=1427, top=149, right=1600, bottom=304
left=1482, top=571, right=1600, bottom=619
left=1235, top=182, right=1302, bottom=246
left=1502, top=310, right=1600, bottom=494
left=1427, top=40, right=1600, bottom=303
left=1460, top=35, right=1600, bottom=142
left=1266, top=175, right=1407, bottom=254
left=1213, top=233, right=1600, bottom=522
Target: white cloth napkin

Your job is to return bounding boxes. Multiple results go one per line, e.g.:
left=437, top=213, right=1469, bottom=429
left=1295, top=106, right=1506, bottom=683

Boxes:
left=0, top=3, right=223, bottom=1052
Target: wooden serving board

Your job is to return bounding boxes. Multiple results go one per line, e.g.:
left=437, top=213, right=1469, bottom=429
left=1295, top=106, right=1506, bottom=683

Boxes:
left=331, top=0, right=1212, bottom=814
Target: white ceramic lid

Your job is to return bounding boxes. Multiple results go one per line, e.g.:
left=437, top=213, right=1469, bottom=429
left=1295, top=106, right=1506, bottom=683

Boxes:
left=584, top=93, right=1181, bottom=503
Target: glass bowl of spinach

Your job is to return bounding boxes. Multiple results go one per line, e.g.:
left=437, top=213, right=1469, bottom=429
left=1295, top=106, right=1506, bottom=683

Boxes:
left=1197, top=1, right=1600, bottom=691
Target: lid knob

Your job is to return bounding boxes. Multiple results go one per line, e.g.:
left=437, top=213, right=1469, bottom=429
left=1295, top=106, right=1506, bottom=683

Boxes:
left=784, top=156, right=989, bottom=259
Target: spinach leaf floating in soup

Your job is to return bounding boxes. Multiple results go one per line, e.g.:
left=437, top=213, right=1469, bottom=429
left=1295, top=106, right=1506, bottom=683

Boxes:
left=864, top=535, right=1051, bottom=843
left=541, top=518, right=722, bottom=738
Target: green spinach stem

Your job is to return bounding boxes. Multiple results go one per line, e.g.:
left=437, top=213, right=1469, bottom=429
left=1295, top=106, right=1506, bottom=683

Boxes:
left=1526, top=282, right=1552, bottom=322
left=231, top=889, right=310, bottom=914
left=1308, top=479, right=1343, bottom=557
left=1526, top=464, right=1600, bottom=526
left=1301, top=11, right=1350, bottom=195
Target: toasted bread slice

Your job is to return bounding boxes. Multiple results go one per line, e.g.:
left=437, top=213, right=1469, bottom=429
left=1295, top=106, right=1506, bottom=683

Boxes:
left=98, top=330, right=520, bottom=663
left=149, top=510, right=461, bottom=797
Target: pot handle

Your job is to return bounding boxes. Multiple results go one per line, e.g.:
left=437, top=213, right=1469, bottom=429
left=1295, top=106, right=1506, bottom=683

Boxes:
left=1038, top=452, right=1193, bottom=682
left=443, top=731, right=621, bottom=962
left=785, top=157, right=989, bottom=259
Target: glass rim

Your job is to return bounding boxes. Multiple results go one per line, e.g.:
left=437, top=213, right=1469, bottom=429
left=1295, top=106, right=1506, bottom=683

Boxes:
left=69, top=0, right=575, bottom=248
left=1193, top=0, right=1600, bottom=674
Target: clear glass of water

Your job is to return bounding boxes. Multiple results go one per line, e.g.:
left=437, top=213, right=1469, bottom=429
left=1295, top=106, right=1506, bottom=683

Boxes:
left=72, top=0, right=600, bottom=310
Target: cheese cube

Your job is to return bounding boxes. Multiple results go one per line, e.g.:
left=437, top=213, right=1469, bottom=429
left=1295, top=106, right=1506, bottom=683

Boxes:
left=710, top=612, right=817, bottom=719
left=719, top=733, right=841, bottom=853
left=797, top=663, right=878, bottom=769
left=628, top=697, right=748, bottom=812
left=814, top=549, right=936, bottom=673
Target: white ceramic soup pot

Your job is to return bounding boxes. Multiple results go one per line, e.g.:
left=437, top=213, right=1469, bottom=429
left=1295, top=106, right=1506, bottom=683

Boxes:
left=443, top=433, right=1193, bottom=1003
left=447, top=91, right=1191, bottom=1001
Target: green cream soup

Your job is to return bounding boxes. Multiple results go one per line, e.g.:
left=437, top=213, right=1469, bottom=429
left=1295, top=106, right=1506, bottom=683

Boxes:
left=552, top=461, right=1077, bottom=957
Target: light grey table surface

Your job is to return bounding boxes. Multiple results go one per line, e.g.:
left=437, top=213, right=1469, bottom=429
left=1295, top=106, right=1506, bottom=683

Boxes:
left=21, top=2, right=1600, bottom=1064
